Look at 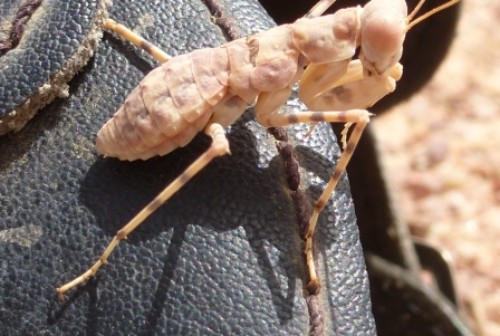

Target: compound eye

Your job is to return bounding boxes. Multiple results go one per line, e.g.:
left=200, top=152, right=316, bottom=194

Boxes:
left=364, top=15, right=404, bottom=59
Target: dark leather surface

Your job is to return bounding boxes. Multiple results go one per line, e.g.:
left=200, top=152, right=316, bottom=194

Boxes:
left=0, top=0, right=105, bottom=134
left=0, top=0, right=98, bottom=113
left=0, top=0, right=375, bottom=335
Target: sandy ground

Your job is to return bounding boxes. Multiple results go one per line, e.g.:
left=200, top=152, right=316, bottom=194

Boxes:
left=373, top=0, right=500, bottom=334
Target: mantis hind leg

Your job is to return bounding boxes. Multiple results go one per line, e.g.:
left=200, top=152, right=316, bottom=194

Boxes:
left=56, top=123, right=230, bottom=302
left=103, top=19, right=171, bottom=63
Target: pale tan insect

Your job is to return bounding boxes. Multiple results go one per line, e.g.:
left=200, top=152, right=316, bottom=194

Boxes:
left=56, top=0, right=460, bottom=301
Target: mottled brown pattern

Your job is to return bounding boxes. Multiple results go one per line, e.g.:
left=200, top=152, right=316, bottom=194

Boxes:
left=97, top=2, right=387, bottom=161
left=96, top=51, right=228, bottom=160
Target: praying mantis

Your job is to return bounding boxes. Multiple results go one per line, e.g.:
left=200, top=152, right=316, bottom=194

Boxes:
left=56, top=0, right=461, bottom=301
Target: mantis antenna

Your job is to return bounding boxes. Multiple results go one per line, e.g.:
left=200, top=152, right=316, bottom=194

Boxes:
left=407, top=0, right=461, bottom=31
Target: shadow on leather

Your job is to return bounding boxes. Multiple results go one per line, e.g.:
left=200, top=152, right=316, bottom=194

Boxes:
left=71, top=113, right=307, bottom=329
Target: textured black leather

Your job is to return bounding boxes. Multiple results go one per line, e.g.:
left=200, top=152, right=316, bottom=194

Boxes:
left=0, top=0, right=106, bottom=134
left=0, top=0, right=375, bottom=335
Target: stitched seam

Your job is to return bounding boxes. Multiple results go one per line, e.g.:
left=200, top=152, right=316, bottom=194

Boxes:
left=268, top=127, right=325, bottom=336
left=0, top=0, right=111, bottom=135
left=198, top=2, right=324, bottom=333
left=200, top=0, right=242, bottom=41
left=0, top=0, right=44, bottom=57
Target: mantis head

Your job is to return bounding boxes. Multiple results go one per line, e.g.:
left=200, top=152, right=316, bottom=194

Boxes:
left=359, top=0, right=460, bottom=75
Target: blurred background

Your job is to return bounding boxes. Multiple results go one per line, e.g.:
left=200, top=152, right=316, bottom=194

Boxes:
left=373, top=0, right=500, bottom=334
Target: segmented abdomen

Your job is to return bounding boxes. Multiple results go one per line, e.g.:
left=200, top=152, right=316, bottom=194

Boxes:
left=96, top=29, right=300, bottom=161
left=96, top=48, right=231, bottom=161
